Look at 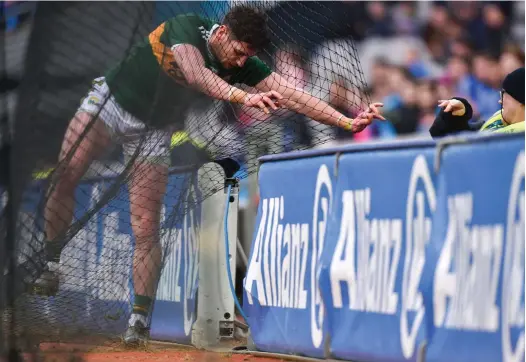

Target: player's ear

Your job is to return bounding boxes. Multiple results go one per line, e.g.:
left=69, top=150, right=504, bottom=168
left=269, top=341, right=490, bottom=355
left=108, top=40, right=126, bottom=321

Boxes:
left=217, top=25, right=229, bottom=39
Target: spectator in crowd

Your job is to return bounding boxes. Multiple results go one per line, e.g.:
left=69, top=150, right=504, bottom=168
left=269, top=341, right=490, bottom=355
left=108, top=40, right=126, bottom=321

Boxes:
left=449, top=36, right=475, bottom=59
left=421, top=3, right=450, bottom=64
left=273, top=45, right=312, bottom=151
left=455, top=51, right=501, bottom=120
left=444, top=54, right=470, bottom=87
left=500, top=44, right=525, bottom=77
left=480, top=3, right=508, bottom=55
left=380, top=67, right=421, bottom=135
left=366, top=2, right=394, bottom=38
left=430, top=67, right=525, bottom=137
left=356, top=1, right=524, bottom=142
left=406, top=48, right=433, bottom=79
left=416, top=79, right=440, bottom=133
left=391, top=2, right=421, bottom=36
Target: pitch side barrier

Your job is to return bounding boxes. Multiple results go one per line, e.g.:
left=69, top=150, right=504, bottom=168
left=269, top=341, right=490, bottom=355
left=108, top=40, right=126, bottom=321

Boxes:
left=16, top=161, right=240, bottom=346
left=243, top=132, right=525, bottom=362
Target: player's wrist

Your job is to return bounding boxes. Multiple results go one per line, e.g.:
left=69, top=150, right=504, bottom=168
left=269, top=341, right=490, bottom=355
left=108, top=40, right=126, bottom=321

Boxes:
left=228, top=87, right=248, bottom=104
left=336, top=115, right=353, bottom=131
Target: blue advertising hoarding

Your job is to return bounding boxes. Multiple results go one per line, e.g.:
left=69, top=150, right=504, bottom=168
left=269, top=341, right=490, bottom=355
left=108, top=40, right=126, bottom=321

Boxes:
left=243, top=154, right=335, bottom=358
left=421, top=134, right=525, bottom=362
left=245, top=133, right=524, bottom=362
left=318, top=145, right=435, bottom=362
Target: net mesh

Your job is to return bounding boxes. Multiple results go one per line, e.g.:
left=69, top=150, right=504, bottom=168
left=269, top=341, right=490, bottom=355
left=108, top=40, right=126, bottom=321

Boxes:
left=3, top=0, right=370, bottom=352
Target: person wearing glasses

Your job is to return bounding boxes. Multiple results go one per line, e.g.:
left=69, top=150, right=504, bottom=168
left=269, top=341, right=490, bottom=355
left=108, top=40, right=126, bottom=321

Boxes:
left=430, top=67, right=524, bottom=137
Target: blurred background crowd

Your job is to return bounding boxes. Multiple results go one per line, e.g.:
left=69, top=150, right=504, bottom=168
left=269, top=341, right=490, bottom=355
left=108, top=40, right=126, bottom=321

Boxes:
left=259, top=1, right=526, bottom=146
left=351, top=1, right=524, bottom=141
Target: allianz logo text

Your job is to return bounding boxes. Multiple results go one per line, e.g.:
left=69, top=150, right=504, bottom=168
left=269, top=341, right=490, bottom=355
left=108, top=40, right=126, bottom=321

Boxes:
left=244, top=164, right=333, bottom=349
left=330, top=155, right=435, bottom=359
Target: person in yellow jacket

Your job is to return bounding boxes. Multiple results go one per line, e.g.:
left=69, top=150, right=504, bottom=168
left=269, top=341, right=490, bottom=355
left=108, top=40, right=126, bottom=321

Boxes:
left=430, top=67, right=524, bottom=137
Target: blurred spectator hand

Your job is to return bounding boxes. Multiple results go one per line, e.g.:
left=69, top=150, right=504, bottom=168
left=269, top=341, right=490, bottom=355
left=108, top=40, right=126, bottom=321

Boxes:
left=438, top=99, right=466, bottom=116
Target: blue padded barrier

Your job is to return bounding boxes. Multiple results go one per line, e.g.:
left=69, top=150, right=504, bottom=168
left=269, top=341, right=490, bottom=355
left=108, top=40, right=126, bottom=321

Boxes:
left=243, top=154, right=336, bottom=358
left=245, top=133, right=525, bottom=362
left=319, top=146, right=436, bottom=362
left=421, top=134, right=525, bottom=362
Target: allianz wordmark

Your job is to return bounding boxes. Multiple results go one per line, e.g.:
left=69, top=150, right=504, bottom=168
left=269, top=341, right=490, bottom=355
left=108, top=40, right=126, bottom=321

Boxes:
left=245, top=155, right=434, bottom=357
left=328, top=154, right=435, bottom=359
left=433, top=151, right=524, bottom=362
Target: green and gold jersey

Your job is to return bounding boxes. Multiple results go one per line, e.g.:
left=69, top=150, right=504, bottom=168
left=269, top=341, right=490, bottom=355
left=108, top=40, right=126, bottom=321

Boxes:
left=105, top=14, right=272, bottom=128
left=480, top=110, right=525, bottom=134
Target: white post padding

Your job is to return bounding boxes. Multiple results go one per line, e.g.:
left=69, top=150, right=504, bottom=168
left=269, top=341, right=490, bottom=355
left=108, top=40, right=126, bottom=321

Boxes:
left=192, top=163, right=239, bottom=348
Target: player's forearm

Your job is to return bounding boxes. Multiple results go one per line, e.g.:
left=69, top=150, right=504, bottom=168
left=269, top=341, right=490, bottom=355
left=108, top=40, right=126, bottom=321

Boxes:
left=282, top=90, right=351, bottom=129
left=171, top=45, right=248, bottom=103
left=191, top=68, right=248, bottom=103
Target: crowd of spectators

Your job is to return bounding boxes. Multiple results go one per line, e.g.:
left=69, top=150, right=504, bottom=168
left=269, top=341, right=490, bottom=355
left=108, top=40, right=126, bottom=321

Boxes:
left=328, top=1, right=525, bottom=142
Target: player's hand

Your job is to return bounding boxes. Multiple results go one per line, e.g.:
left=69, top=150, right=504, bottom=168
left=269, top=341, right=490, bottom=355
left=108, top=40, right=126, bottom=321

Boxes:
left=366, top=102, right=386, bottom=121
left=345, top=102, right=385, bottom=133
left=438, top=99, right=466, bottom=116
left=244, top=91, right=284, bottom=114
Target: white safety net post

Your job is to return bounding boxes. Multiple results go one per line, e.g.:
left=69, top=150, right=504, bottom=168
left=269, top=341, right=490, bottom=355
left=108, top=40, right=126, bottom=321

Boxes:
left=192, top=162, right=239, bottom=349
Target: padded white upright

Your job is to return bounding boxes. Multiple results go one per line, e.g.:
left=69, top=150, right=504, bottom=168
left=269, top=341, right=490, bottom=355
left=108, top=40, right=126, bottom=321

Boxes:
left=192, top=163, right=239, bottom=348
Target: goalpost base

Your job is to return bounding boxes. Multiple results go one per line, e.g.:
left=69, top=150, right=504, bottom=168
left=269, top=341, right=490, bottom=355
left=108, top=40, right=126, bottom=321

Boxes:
left=192, top=163, right=240, bottom=349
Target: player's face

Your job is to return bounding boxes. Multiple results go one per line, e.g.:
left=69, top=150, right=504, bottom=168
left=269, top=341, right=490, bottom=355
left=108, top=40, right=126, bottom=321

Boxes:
left=215, top=26, right=256, bottom=69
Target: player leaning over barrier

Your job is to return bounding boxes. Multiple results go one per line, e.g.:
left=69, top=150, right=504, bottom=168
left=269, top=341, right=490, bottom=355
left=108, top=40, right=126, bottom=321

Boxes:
left=32, top=5, right=385, bottom=345
left=430, top=67, right=525, bottom=136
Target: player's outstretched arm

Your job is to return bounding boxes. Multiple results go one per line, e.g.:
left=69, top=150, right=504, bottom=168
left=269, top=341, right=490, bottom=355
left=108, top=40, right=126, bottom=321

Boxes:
left=172, top=44, right=280, bottom=113
left=255, top=72, right=385, bottom=133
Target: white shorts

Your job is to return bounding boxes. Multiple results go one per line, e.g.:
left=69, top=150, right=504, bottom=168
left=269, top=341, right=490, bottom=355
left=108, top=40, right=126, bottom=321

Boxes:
left=77, top=77, right=171, bottom=166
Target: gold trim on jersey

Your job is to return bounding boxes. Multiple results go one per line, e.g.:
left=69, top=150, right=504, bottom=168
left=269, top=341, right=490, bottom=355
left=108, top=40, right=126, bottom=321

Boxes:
left=148, top=22, right=172, bottom=74
left=148, top=22, right=188, bottom=85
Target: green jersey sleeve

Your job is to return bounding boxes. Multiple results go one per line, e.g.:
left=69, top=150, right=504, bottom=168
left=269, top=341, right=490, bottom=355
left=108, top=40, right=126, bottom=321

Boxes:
left=230, top=57, right=272, bottom=87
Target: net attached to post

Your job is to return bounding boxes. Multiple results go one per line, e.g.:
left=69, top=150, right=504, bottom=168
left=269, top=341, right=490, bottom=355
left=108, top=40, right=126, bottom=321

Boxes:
left=3, top=0, right=370, bottom=354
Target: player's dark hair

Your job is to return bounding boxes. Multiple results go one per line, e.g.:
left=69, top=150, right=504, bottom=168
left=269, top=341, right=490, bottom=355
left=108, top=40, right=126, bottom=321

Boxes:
left=223, top=5, right=270, bottom=52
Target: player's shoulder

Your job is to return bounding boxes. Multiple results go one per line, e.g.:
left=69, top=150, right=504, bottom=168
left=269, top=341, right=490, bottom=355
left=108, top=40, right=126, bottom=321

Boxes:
left=244, top=56, right=269, bottom=68
left=164, top=13, right=215, bottom=31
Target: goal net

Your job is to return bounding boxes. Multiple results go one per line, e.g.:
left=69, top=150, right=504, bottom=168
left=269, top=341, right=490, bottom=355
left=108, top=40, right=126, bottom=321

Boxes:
left=2, top=0, right=369, bottom=351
